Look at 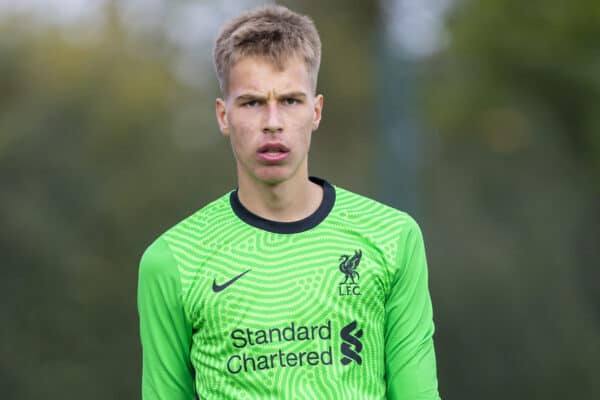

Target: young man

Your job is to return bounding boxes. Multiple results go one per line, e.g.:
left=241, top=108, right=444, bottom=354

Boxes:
left=138, top=5, right=440, bottom=400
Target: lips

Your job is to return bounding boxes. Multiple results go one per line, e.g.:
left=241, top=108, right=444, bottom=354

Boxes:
left=258, top=143, right=290, bottom=153
left=257, top=143, right=290, bottom=163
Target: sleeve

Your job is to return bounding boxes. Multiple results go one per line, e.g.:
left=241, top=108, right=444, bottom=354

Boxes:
left=138, top=237, right=196, bottom=400
left=385, top=217, right=441, bottom=400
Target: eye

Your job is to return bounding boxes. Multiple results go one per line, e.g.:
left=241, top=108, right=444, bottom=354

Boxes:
left=243, top=100, right=260, bottom=107
left=282, top=98, right=299, bottom=105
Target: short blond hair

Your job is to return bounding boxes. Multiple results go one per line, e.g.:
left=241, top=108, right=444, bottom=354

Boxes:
left=213, top=5, right=321, bottom=95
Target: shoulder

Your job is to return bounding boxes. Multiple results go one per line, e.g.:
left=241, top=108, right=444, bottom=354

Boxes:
left=165, top=192, right=233, bottom=238
left=139, top=192, right=232, bottom=273
left=332, top=185, right=419, bottom=233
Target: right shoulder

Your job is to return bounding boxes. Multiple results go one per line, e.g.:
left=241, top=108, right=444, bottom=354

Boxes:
left=139, top=236, right=176, bottom=277
left=139, top=192, right=233, bottom=273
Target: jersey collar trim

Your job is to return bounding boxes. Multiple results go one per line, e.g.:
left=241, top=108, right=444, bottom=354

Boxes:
left=229, top=176, right=335, bottom=234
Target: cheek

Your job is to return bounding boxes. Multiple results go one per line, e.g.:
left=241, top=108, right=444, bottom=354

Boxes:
left=228, top=122, right=255, bottom=155
left=286, top=109, right=314, bottom=134
left=231, top=110, right=260, bottom=133
left=230, top=133, right=247, bottom=153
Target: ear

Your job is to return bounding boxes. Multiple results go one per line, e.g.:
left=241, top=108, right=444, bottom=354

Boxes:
left=312, top=94, right=324, bottom=131
left=216, top=98, right=229, bottom=136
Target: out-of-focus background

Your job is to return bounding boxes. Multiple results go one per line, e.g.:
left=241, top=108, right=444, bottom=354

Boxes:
left=1, top=0, right=598, bottom=398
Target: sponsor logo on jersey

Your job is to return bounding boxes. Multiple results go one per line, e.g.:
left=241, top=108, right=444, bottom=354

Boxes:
left=212, top=269, right=251, bottom=293
left=340, top=320, right=363, bottom=365
left=225, top=320, right=364, bottom=374
left=338, top=250, right=362, bottom=296
left=226, top=321, right=333, bottom=374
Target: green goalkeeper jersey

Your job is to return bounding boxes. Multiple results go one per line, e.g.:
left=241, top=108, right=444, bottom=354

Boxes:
left=138, top=177, right=440, bottom=399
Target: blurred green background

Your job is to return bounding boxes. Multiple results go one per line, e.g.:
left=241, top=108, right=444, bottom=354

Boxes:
left=1, top=0, right=598, bottom=398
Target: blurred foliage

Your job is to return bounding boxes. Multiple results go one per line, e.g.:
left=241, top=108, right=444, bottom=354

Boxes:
left=0, top=13, right=211, bottom=400
left=425, top=0, right=600, bottom=180
left=0, top=0, right=598, bottom=399
left=419, top=0, right=600, bottom=398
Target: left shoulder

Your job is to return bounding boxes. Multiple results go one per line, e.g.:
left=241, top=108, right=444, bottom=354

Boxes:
left=332, top=184, right=418, bottom=229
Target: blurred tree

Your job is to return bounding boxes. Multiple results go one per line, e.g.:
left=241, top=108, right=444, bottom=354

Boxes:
left=425, top=0, right=600, bottom=180
left=419, top=0, right=600, bottom=398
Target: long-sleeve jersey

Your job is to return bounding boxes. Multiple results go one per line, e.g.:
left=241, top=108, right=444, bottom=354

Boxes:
left=138, top=177, right=440, bottom=399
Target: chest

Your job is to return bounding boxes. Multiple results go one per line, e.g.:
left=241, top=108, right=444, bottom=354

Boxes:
left=188, top=232, right=392, bottom=337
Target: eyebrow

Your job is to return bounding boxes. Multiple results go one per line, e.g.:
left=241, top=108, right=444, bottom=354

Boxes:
left=234, top=91, right=308, bottom=103
left=279, top=92, right=308, bottom=100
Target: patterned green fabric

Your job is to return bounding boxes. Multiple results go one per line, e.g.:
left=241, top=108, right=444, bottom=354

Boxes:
left=138, top=179, right=440, bottom=399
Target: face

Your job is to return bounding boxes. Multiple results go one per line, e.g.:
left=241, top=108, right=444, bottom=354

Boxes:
left=216, top=56, right=323, bottom=187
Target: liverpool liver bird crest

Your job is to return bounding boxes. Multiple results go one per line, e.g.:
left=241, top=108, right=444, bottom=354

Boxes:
left=339, top=250, right=362, bottom=285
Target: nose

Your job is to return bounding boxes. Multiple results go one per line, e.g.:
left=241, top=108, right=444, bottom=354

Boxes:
left=263, top=101, right=283, bottom=134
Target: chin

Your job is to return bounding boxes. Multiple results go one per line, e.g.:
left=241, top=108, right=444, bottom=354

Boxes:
left=255, top=174, right=289, bottom=186
left=253, top=166, right=294, bottom=186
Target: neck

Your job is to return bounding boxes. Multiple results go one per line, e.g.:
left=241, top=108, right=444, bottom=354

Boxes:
left=237, top=171, right=323, bottom=222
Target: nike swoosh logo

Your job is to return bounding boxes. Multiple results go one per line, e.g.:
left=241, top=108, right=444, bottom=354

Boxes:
left=212, top=269, right=251, bottom=293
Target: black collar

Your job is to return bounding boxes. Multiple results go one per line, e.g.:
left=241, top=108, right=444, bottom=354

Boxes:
left=229, top=177, right=335, bottom=234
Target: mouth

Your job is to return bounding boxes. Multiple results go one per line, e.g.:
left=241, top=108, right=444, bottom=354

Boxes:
left=257, top=143, right=290, bottom=163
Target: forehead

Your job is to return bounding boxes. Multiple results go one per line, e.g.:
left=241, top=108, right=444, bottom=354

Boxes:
left=226, top=55, right=312, bottom=97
